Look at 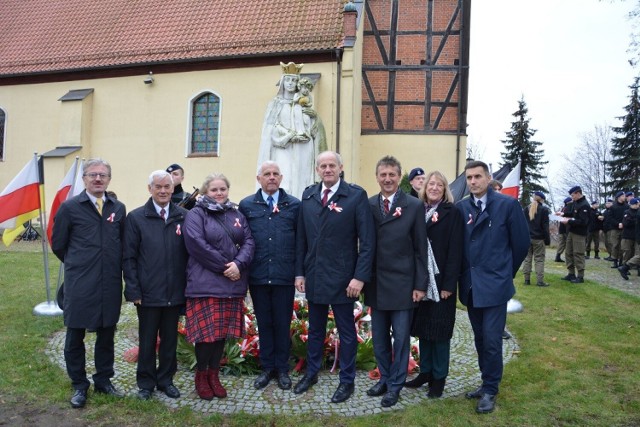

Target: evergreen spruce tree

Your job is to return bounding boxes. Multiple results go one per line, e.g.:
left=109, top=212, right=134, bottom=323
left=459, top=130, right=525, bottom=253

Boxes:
left=606, top=77, right=640, bottom=194
left=500, top=97, right=548, bottom=206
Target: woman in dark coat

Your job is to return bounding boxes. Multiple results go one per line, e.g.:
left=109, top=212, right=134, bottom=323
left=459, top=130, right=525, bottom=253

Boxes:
left=183, top=173, right=255, bottom=400
left=405, top=170, right=464, bottom=398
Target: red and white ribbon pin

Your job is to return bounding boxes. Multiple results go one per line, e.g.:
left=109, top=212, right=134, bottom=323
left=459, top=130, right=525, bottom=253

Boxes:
left=328, top=202, right=343, bottom=212
left=234, top=218, right=242, bottom=227
left=176, top=224, right=182, bottom=235
left=393, top=207, right=402, bottom=217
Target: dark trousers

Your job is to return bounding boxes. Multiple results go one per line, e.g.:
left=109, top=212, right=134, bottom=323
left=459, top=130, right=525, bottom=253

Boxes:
left=64, top=325, right=116, bottom=391
left=249, top=284, right=295, bottom=373
left=418, top=339, right=451, bottom=380
left=136, top=305, right=182, bottom=390
left=467, top=293, right=507, bottom=396
left=371, top=308, right=413, bottom=392
left=306, top=302, right=357, bottom=384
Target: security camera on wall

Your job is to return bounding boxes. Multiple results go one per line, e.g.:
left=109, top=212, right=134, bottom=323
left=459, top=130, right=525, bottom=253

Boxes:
left=144, top=72, right=154, bottom=85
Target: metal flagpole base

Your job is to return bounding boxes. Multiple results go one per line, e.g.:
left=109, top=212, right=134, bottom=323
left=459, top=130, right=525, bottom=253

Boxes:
left=33, top=301, right=63, bottom=316
left=506, top=298, right=523, bottom=314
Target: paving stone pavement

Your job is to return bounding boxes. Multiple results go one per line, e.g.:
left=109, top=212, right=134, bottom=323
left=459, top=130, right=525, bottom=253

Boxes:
left=46, top=305, right=519, bottom=416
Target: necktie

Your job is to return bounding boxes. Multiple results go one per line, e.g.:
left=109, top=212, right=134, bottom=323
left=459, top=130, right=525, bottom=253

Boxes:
left=160, top=208, right=166, bottom=221
left=322, top=188, right=331, bottom=207
left=96, top=198, right=103, bottom=215
left=383, top=198, right=390, bottom=215
left=477, top=199, right=483, bottom=211
left=267, top=195, right=274, bottom=211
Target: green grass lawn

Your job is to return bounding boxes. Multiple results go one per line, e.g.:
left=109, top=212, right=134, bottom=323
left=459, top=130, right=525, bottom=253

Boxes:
left=0, top=250, right=639, bottom=426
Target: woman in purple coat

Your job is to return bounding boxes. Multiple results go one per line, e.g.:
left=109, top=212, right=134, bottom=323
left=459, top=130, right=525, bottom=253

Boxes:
left=183, top=173, right=255, bottom=400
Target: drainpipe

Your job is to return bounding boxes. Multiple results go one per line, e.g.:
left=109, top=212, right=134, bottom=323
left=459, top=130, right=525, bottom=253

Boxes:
left=335, top=48, right=342, bottom=154
left=455, top=0, right=464, bottom=174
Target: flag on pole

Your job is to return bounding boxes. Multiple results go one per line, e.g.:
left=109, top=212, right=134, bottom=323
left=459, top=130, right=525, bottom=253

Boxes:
left=0, top=155, right=42, bottom=246
left=72, top=159, right=85, bottom=198
left=501, top=161, right=521, bottom=199
left=46, top=158, right=80, bottom=244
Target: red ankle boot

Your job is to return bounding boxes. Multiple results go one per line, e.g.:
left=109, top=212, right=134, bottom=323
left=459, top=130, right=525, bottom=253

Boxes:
left=208, top=368, right=227, bottom=398
left=195, top=369, right=214, bottom=400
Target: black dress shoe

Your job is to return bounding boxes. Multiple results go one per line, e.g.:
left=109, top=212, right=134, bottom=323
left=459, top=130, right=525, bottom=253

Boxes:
left=536, top=281, right=550, bottom=287
left=404, top=372, right=431, bottom=388
left=137, top=389, right=153, bottom=400
left=465, top=386, right=483, bottom=399
left=618, top=265, right=630, bottom=280
left=476, top=393, right=497, bottom=414
left=561, top=274, right=576, bottom=281
left=254, top=370, right=273, bottom=389
left=293, top=374, right=318, bottom=394
left=502, top=330, right=511, bottom=340
left=570, top=277, right=584, bottom=284
left=380, top=390, right=399, bottom=407
left=331, top=382, right=354, bottom=403
left=94, top=383, right=124, bottom=398
left=70, top=389, right=87, bottom=408
left=277, top=372, right=292, bottom=390
left=366, top=381, right=387, bottom=396
left=158, top=383, right=180, bottom=398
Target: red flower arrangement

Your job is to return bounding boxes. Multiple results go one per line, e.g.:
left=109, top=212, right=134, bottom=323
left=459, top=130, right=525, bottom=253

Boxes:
left=129, top=298, right=381, bottom=376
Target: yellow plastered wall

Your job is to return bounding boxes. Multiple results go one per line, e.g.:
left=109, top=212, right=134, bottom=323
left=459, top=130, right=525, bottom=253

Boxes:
left=358, top=134, right=467, bottom=196
left=0, top=62, right=340, bottom=212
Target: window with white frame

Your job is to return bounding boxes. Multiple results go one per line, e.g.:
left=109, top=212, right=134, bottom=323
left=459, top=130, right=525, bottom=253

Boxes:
left=190, top=92, right=220, bottom=155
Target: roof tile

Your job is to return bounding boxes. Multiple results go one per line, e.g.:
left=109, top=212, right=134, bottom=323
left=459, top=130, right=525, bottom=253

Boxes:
left=0, top=0, right=346, bottom=75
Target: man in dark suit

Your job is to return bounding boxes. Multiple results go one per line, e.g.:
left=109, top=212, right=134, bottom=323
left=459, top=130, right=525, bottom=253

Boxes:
left=239, top=161, right=300, bottom=391
left=364, top=156, right=428, bottom=407
left=457, top=160, right=529, bottom=414
left=293, top=151, right=376, bottom=403
left=123, top=170, right=188, bottom=400
left=52, top=158, right=127, bottom=408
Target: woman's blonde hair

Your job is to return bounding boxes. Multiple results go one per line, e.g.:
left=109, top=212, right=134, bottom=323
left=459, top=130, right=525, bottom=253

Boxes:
left=528, top=194, right=543, bottom=221
left=419, top=170, right=455, bottom=204
left=200, top=173, right=230, bottom=194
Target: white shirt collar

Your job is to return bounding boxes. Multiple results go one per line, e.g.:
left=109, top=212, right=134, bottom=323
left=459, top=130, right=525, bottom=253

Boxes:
left=152, top=200, right=169, bottom=218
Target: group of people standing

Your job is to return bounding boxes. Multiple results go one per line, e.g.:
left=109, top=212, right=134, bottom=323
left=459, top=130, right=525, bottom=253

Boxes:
left=51, top=154, right=530, bottom=415
left=553, top=188, right=640, bottom=282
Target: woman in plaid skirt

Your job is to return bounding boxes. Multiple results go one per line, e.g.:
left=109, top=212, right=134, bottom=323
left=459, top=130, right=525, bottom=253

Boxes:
left=183, top=173, right=255, bottom=400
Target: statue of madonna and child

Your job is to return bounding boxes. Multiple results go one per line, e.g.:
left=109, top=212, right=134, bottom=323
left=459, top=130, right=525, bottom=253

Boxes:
left=257, top=62, right=327, bottom=198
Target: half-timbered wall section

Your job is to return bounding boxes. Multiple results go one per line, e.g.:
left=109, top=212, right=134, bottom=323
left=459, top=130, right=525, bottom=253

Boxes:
left=362, top=0, right=469, bottom=134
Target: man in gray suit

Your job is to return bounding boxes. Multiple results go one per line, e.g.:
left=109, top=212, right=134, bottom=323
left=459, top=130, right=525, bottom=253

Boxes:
left=364, top=155, right=428, bottom=407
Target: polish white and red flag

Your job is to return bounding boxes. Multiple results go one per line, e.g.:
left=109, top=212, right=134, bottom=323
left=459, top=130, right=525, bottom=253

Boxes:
left=46, top=158, right=82, bottom=244
left=501, top=161, right=521, bottom=199
left=0, top=155, right=41, bottom=246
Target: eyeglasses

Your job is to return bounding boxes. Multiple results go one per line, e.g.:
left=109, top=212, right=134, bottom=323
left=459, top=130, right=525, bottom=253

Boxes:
left=84, top=173, right=111, bottom=180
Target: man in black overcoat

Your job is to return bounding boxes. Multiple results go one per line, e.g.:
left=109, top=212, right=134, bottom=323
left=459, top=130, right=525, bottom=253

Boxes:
left=52, top=158, right=127, bottom=408
left=293, top=151, right=375, bottom=404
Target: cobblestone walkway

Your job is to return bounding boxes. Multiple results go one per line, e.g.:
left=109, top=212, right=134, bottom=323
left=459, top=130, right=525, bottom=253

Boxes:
left=46, top=306, right=519, bottom=416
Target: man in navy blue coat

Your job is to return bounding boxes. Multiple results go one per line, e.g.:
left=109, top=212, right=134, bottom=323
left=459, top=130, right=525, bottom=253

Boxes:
left=293, top=151, right=376, bottom=404
left=457, top=161, right=529, bottom=414
left=239, top=161, right=300, bottom=391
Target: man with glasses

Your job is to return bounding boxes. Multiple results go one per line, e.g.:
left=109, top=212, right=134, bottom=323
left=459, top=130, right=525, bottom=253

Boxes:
left=52, top=158, right=127, bottom=409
